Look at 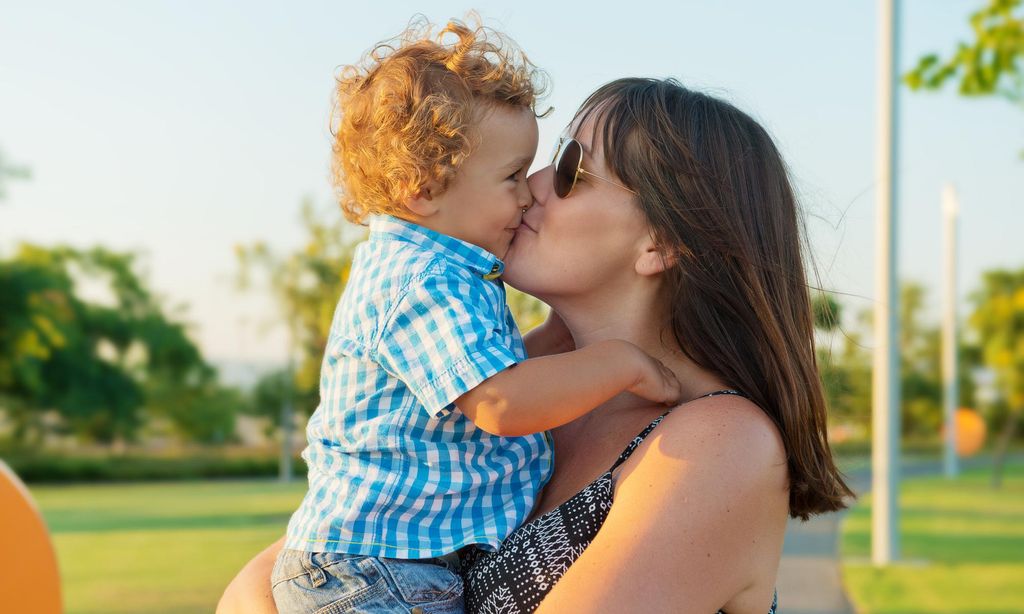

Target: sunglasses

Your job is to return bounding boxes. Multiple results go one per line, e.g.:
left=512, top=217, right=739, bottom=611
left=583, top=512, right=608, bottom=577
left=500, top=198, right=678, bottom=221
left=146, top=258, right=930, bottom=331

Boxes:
left=551, top=136, right=638, bottom=199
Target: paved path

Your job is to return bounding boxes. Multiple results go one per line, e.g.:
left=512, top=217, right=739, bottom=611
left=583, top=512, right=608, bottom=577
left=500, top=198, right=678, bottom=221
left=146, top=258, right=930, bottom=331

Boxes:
left=775, top=509, right=857, bottom=614
left=774, top=463, right=875, bottom=614
left=775, top=460, right=934, bottom=614
left=775, top=459, right=966, bottom=614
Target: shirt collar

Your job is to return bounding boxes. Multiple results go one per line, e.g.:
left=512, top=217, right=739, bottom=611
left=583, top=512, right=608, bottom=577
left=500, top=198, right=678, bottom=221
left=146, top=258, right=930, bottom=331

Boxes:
left=368, top=215, right=505, bottom=280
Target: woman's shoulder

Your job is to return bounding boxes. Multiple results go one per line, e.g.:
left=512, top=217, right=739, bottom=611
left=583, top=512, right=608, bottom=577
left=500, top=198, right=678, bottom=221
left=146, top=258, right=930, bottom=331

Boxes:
left=549, top=393, right=787, bottom=613
left=620, top=392, right=788, bottom=495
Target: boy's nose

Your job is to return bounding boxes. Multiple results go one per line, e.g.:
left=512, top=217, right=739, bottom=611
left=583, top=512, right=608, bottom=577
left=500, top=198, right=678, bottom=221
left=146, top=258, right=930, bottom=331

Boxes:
left=517, top=181, right=533, bottom=209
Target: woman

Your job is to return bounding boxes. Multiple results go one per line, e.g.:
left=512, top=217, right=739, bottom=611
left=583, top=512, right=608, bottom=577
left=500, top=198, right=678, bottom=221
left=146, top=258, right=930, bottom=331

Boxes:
left=219, top=77, right=852, bottom=614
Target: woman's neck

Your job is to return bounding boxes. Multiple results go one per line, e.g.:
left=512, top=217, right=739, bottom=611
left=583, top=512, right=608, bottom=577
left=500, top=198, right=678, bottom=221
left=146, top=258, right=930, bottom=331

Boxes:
left=552, top=297, right=728, bottom=409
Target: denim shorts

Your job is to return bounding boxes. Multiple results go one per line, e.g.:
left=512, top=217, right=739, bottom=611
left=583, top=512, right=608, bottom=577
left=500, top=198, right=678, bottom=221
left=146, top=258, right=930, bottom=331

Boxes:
left=271, top=549, right=465, bottom=614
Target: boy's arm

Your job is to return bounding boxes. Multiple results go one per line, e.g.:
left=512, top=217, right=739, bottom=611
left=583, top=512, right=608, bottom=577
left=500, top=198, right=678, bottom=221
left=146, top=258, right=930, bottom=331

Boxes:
left=456, top=340, right=680, bottom=437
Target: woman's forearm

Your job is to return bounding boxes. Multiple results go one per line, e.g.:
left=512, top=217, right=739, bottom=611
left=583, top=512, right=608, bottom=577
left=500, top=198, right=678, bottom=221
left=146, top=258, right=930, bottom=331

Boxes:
left=216, top=536, right=284, bottom=614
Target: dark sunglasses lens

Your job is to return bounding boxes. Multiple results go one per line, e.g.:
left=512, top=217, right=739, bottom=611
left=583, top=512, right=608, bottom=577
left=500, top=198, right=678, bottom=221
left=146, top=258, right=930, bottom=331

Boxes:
left=554, top=139, right=582, bottom=198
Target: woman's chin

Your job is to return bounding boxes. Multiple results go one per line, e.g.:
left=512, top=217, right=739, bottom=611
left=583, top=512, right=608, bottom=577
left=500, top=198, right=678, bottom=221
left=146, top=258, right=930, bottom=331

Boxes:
left=502, top=262, right=525, bottom=291
left=501, top=246, right=528, bottom=291
left=503, top=232, right=545, bottom=296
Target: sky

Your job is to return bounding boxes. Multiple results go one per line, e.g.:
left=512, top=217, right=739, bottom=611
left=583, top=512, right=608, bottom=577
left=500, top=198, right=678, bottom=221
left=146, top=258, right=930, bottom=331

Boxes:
left=1, top=0, right=1021, bottom=374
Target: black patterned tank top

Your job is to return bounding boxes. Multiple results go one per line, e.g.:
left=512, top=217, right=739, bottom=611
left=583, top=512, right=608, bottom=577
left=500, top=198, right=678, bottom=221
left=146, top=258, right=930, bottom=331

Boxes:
left=458, top=389, right=777, bottom=614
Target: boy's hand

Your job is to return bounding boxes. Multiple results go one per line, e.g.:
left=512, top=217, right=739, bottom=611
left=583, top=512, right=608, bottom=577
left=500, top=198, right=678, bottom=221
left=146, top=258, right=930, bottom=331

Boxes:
left=626, top=347, right=682, bottom=406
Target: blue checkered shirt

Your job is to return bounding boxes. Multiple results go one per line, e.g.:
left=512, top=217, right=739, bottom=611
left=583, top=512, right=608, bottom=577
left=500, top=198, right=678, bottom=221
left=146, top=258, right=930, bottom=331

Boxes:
left=284, top=215, right=554, bottom=558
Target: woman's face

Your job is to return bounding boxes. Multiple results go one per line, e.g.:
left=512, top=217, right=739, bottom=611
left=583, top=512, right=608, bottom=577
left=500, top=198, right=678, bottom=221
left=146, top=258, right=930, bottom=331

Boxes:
left=502, top=115, right=653, bottom=302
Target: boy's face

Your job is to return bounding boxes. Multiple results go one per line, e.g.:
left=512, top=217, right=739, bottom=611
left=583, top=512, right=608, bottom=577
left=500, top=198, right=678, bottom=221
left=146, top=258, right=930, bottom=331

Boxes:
left=423, top=104, right=538, bottom=259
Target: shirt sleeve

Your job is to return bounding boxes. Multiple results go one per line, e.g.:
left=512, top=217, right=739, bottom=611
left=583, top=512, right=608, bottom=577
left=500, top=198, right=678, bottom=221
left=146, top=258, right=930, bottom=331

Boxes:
left=374, top=272, right=520, bottom=417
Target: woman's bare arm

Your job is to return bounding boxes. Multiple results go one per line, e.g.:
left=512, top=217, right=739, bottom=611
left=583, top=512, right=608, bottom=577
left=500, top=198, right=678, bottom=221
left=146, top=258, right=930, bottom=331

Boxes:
left=216, top=536, right=284, bottom=614
left=534, top=397, right=789, bottom=614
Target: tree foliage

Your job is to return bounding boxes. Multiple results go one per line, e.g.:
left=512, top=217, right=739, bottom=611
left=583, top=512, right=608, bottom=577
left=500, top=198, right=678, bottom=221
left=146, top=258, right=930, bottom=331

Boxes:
left=812, top=291, right=843, bottom=332
left=236, top=199, right=359, bottom=417
left=899, top=283, right=947, bottom=438
left=905, top=0, right=1024, bottom=156
left=0, top=244, right=232, bottom=445
left=815, top=291, right=873, bottom=433
left=968, top=267, right=1024, bottom=485
left=246, top=367, right=295, bottom=435
left=905, top=0, right=1023, bottom=100
left=814, top=285, right=979, bottom=439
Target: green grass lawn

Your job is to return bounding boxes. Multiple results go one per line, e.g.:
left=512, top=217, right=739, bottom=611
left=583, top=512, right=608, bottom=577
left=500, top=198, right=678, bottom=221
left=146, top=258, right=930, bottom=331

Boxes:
left=841, top=463, right=1024, bottom=614
left=29, top=462, right=1024, bottom=613
left=31, top=479, right=307, bottom=614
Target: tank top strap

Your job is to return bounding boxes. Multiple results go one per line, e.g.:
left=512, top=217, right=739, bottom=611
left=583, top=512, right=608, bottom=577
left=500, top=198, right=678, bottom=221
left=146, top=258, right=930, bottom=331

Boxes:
left=607, top=389, right=748, bottom=473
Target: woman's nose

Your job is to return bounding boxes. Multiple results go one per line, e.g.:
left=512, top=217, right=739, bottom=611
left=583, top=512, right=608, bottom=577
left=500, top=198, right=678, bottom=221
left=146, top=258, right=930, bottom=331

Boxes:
left=527, top=164, right=553, bottom=206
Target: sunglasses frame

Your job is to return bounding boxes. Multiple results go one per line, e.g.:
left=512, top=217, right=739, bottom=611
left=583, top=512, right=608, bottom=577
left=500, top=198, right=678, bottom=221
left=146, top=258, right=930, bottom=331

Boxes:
left=552, top=137, right=638, bottom=199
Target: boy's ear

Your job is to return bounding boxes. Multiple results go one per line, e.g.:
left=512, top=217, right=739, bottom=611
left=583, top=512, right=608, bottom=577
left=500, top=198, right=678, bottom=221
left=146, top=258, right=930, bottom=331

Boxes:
left=405, top=182, right=442, bottom=217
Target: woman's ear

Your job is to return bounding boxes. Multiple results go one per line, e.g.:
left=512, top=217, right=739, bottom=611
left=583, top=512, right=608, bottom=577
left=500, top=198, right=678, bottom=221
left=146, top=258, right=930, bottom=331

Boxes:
left=634, top=237, right=677, bottom=277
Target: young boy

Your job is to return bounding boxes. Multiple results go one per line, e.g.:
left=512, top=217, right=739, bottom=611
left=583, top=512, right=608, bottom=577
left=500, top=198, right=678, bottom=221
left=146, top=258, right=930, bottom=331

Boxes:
left=272, top=18, right=681, bottom=613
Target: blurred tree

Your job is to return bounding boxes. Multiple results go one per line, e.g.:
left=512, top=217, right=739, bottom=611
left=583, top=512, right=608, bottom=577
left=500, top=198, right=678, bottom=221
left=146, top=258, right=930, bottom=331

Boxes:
left=814, top=292, right=873, bottom=433
left=814, top=284, right=980, bottom=441
left=905, top=0, right=1024, bottom=155
left=0, top=252, right=87, bottom=443
left=968, top=268, right=1024, bottom=487
left=145, top=376, right=243, bottom=445
left=812, top=291, right=842, bottom=332
left=236, top=199, right=358, bottom=417
left=0, top=245, right=223, bottom=445
left=248, top=367, right=296, bottom=436
left=236, top=199, right=360, bottom=480
left=899, top=283, right=943, bottom=438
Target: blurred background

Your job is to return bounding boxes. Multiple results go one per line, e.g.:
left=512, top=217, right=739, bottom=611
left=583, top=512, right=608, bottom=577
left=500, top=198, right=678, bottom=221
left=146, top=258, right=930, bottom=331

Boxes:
left=1, top=1, right=1021, bottom=613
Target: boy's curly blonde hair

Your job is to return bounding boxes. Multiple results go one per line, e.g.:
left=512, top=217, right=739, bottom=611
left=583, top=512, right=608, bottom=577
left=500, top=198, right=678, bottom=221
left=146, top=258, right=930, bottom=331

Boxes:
left=331, top=16, right=548, bottom=223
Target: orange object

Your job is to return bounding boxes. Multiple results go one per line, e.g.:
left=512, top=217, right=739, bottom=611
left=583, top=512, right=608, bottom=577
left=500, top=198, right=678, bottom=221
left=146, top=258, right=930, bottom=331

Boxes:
left=941, top=408, right=987, bottom=457
left=0, top=461, right=62, bottom=613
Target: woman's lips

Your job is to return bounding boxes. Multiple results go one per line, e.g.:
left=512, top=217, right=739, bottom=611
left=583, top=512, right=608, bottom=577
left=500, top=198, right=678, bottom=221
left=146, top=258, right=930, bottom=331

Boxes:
left=518, top=220, right=536, bottom=233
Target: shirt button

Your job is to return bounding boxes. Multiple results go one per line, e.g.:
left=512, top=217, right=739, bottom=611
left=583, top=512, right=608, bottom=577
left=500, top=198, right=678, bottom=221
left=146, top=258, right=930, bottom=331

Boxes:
left=483, top=263, right=501, bottom=280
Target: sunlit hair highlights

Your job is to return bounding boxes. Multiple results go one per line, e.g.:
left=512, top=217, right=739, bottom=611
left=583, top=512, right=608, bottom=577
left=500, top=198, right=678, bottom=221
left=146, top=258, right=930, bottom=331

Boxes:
left=574, top=78, right=855, bottom=520
left=331, top=15, right=549, bottom=223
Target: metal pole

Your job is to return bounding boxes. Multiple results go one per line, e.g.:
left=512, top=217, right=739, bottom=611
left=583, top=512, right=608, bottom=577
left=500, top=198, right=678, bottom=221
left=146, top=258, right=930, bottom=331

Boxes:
left=942, top=183, right=960, bottom=478
left=872, top=0, right=901, bottom=566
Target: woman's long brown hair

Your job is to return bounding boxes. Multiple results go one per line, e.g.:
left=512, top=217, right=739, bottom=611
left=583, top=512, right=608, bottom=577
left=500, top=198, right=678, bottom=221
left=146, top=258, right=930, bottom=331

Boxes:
left=575, top=78, right=853, bottom=518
